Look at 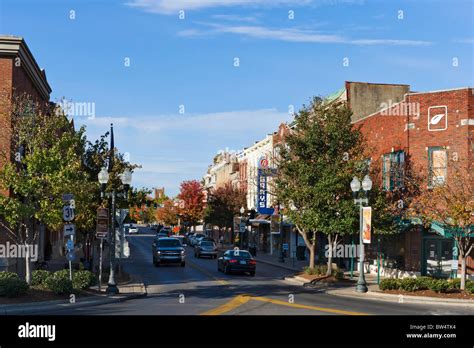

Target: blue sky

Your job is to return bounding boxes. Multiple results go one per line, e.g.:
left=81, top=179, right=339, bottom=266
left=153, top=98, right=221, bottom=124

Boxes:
left=1, top=0, right=472, bottom=196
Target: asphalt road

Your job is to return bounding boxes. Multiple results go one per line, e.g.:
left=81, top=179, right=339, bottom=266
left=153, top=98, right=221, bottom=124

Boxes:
left=50, top=227, right=474, bottom=315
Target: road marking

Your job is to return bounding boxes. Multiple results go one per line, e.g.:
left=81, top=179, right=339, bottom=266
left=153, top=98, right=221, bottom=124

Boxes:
left=187, top=259, right=229, bottom=285
left=201, top=295, right=251, bottom=315
left=201, top=294, right=370, bottom=316
left=250, top=296, right=370, bottom=315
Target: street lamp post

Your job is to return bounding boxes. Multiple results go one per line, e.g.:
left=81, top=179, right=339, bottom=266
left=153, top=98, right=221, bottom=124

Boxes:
left=98, top=124, right=132, bottom=295
left=350, top=175, right=372, bottom=293
left=240, top=206, right=245, bottom=249
left=278, top=203, right=284, bottom=263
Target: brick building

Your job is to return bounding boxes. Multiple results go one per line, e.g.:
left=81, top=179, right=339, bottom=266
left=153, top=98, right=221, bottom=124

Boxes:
left=0, top=36, right=52, bottom=273
left=351, top=85, right=473, bottom=278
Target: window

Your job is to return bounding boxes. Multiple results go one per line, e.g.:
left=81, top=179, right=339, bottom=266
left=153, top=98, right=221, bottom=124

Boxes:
left=428, top=147, right=447, bottom=187
left=382, top=151, right=405, bottom=190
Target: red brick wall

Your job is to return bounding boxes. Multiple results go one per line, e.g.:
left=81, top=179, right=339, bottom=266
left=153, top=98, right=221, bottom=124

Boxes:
left=0, top=58, right=13, bottom=184
left=355, top=88, right=473, bottom=275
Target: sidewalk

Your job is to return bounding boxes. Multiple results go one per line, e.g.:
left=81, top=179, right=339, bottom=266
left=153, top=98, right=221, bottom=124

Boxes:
left=0, top=281, right=147, bottom=315
left=255, top=252, right=308, bottom=272
left=285, top=271, right=474, bottom=307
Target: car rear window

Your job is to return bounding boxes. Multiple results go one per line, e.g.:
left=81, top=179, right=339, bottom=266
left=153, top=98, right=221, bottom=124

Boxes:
left=201, top=241, right=214, bottom=247
left=227, top=250, right=251, bottom=258
left=157, top=239, right=181, bottom=247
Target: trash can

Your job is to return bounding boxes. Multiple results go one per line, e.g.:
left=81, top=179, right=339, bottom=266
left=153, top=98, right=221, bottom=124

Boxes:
left=296, top=246, right=306, bottom=260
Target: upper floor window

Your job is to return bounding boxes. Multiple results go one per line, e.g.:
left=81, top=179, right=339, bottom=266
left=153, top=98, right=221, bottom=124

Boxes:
left=428, top=147, right=447, bottom=187
left=382, top=151, right=405, bottom=191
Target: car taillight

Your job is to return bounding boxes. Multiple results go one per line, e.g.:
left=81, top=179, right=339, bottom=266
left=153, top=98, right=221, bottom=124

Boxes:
left=249, top=260, right=256, bottom=265
left=228, top=259, right=238, bottom=263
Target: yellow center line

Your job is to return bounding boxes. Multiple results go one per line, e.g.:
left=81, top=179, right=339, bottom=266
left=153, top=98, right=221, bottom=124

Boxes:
left=187, top=259, right=229, bottom=285
left=250, top=296, right=370, bottom=316
left=201, top=295, right=251, bottom=315
left=200, top=294, right=370, bottom=316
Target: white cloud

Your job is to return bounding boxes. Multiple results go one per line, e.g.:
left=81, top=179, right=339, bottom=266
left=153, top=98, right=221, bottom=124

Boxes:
left=453, top=38, right=474, bottom=44
left=125, top=0, right=312, bottom=14
left=84, top=108, right=290, bottom=134
left=179, top=24, right=432, bottom=46
left=211, top=14, right=260, bottom=23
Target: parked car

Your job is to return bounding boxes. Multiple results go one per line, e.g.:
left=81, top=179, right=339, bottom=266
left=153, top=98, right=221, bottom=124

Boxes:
left=217, top=249, right=256, bottom=276
left=152, top=237, right=185, bottom=267
left=194, top=240, right=218, bottom=259
left=128, top=224, right=139, bottom=234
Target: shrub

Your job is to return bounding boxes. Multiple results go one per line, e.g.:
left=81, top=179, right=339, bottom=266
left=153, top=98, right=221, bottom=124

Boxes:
left=0, top=271, right=19, bottom=281
left=31, top=270, right=51, bottom=287
left=379, top=278, right=400, bottom=291
left=416, top=276, right=434, bottom=290
left=45, top=270, right=73, bottom=295
left=0, top=278, right=29, bottom=297
left=399, top=278, right=420, bottom=292
left=465, top=282, right=474, bottom=295
left=429, top=279, right=450, bottom=293
left=448, top=278, right=473, bottom=290
left=72, top=270, right=96, bottom=290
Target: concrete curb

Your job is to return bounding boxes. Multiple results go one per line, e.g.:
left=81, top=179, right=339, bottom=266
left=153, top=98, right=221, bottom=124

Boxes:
left=0, top=285, right=147, bottom=315
left=326, top=288, right=474, bottom=307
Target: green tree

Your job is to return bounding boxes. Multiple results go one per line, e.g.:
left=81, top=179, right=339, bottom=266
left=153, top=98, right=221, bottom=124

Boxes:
left=276, top=98, right=396, bottom=272
left=0, top=96, right=92, bottom=283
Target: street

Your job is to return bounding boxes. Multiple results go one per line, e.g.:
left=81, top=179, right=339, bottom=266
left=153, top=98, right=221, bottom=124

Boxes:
left=47, top=227, right=472, bottom=315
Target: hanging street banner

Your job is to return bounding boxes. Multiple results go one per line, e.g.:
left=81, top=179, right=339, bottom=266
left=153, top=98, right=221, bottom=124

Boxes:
left=362, top=206, right=372, bottom=244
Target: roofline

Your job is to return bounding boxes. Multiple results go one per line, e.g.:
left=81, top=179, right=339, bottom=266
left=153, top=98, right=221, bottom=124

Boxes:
left=345, top=81, right=411, bottom=87
left=0, top=35, right=52, bottom=100
left=407, top=87, right=472, bottom=95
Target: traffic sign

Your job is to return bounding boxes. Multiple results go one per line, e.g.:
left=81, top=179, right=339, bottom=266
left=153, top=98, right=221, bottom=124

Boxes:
left=66, top=251, right=76, bottom=262
left=239, top=222, right=246, bottom=233
left=66, top=239, right=74, bottom=251
left=96, top=208, right=109, bottom=238
left=62, top=193, right=74, bottom=202
left=63, top=224, right=75, bottom=237
left=63, top=205, right=74, bottom=222
left=115, top=209, right=129, bottom=225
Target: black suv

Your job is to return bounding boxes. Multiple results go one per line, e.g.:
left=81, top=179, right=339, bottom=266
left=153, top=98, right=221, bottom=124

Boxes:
left=152, top=237, right=185, bottom=267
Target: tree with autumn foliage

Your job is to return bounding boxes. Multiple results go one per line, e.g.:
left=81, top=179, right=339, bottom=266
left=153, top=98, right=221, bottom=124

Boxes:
left=177, top=180, right=205, bottom=229
left=204, top=183, right=246, bottom=230
left=411, top=160, right=473, bottom=290
left=156, top=199, right=179, bottom=226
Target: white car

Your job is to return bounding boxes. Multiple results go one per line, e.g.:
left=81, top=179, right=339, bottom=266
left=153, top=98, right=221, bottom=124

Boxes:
left=128, top=225, right=139, bottom=234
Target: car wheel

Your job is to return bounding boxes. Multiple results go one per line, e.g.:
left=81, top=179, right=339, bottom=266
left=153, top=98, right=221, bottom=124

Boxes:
left=181, top=262, right=185, bottom=267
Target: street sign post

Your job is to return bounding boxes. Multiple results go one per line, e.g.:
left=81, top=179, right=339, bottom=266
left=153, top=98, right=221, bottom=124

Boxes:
left=96, top=208, right=109, bottom=239
left=63, top=205, right=75, bottom=222
left=63, top=224, right=75, bottom=237
left=62, top=195, right=75, bottom=281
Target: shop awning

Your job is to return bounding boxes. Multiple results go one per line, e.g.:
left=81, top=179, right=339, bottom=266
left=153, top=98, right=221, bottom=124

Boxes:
left=249, top=215, right=270, bottom=225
